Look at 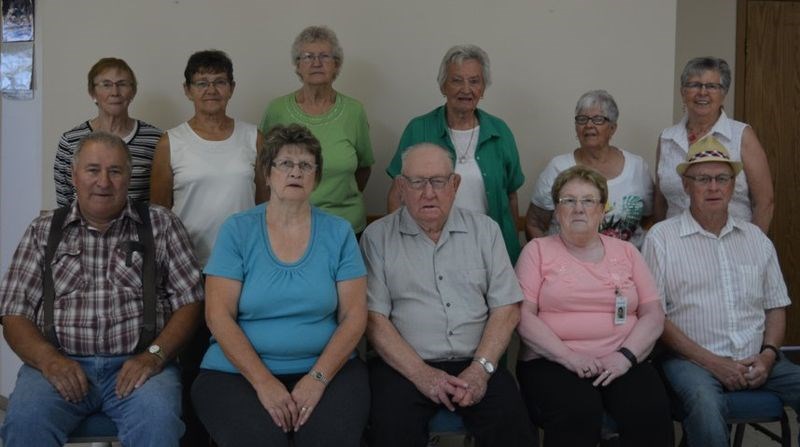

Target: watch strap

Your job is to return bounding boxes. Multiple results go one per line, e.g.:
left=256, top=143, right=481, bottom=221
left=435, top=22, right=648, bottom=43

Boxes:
left=760, top=344, right=781, bottom=359
left=617, top=347, right=637, bottom=366
left=473, top=357, right=495, bottom=374
left=148, top=344, right=165, bottom=361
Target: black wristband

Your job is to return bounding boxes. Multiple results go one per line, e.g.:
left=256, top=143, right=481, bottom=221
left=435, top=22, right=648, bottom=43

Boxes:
left=618, top=347, right=637, bottom=366
left=760, top=344, right=780, bottom=359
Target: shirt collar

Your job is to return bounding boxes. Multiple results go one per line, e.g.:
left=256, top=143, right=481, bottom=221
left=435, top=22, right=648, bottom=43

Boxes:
left=678, top=207, right=742, bottom=239
left=398, top=205, right=469, bottom=238
left=663, top=110, right=735, bottom=151
left=63, top=198, right=139, bottom=230
left=434, top=105, right=499, bottom=145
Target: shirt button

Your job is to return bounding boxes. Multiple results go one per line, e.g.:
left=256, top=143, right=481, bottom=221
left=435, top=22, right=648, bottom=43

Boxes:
left=446, top=302, right=451, bottom=307
left=438, top=275, right=443, bottom=280
left=449, top=330, right=454, bottom=336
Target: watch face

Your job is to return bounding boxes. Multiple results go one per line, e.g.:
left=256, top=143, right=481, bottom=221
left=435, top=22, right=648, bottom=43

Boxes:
left=149, top=345, right=161, bottom=354
left=485, top=362, right=495, bottom=373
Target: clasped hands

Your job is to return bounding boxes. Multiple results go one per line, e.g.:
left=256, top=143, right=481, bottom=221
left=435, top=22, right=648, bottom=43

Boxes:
left=709, top=352, right=776, bottom=391
left=566, top=351, right=632, bottom=387
left=412, top=363, right=489, bottom=411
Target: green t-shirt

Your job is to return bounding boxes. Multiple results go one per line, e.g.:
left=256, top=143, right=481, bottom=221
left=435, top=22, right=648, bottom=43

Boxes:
left=387, top=106, right=525, bottom=263
left=260, top=92, right=375, bottom=232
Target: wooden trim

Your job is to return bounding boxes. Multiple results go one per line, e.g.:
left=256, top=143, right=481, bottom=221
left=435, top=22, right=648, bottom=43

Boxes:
left=734, top=0, right=748, bottom=121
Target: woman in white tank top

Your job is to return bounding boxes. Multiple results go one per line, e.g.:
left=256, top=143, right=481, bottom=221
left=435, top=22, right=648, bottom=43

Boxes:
left=150, top=50, right=267, bottom=267
left=654, top=57, right=773, bottom=233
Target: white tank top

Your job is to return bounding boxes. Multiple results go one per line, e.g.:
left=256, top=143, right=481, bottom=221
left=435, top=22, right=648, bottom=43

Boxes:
left=169, top=121, right=258, bottom=265
left=658, top=111, right=751, bottom=221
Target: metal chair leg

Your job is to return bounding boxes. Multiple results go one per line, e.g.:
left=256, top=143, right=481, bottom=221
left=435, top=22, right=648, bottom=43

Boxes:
left=732, top=423, right=746, bottom=447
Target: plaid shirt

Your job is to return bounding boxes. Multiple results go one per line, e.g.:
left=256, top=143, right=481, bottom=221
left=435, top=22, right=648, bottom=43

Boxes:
left=0, top=200, right=203, bottom=355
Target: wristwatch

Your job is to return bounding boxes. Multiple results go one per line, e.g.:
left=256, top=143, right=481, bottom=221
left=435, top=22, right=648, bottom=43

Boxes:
left=473, top=357, right=496, bottom=375
left=147, top=344, right=165, bottom=361
left=309, top=369, right=329, bottom=385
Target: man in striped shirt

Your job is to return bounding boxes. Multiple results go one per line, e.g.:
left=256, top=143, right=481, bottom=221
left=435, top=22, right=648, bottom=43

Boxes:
left=643, top=136, right=800, bottom=447
left=0, top=132, right=203, bottom=447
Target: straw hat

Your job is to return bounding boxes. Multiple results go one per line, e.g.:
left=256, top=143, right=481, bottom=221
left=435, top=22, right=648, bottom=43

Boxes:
left=676, top=136, right=743, bottom=175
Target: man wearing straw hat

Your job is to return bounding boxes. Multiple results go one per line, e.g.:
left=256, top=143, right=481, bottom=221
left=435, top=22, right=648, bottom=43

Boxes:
left=642, top=136, right=800, bottom=447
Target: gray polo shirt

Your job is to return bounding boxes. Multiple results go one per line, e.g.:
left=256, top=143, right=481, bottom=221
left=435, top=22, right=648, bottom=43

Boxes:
left=361, top=206, right=523, bottom=361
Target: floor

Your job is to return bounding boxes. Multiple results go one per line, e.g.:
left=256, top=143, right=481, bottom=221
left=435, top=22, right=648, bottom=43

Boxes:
left=0, top=409, right=796, bottom=446
left=431, top=411, right=799, bottom=446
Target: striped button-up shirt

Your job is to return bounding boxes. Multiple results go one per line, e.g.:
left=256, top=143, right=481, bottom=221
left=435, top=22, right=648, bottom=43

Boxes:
left=642, top=210, right=789, bottom=360
left=0, top=200, right=203, bottom=355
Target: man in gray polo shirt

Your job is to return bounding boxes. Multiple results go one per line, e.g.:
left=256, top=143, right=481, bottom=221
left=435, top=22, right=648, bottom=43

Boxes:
left=361, top=143, right=535, bottom=446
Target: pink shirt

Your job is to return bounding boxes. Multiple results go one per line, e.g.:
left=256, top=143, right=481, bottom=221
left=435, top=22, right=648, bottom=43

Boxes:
left=515, top=234, right=659, bottom=360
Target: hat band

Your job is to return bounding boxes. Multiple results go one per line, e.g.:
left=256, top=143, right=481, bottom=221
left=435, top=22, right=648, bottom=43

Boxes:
left=687, top=150, right=731, bottom=163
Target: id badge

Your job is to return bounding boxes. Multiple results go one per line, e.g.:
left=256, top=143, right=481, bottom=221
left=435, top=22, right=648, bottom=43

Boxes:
left=614, top=291, right=628, bottom=326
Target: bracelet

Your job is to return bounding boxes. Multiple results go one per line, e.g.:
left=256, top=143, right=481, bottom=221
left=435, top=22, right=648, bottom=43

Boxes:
left=308, top=369, right=329, bottom=385
left=617, top=347, right=638, bottom=366
left=760, top=344, right=781, bottom=359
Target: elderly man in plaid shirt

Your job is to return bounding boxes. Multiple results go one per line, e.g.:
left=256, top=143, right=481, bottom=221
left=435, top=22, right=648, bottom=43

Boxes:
left=0, top=132, right=203, bottom=447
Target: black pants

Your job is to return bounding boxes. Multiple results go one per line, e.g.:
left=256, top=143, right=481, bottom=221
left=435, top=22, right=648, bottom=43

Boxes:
left=179, top=316, right=211, bottom=447
left=517, top=358, right=672, bottom=447
left=192, top=358, right=370, bottom=447
left=367, top=358, right=536, bottom=447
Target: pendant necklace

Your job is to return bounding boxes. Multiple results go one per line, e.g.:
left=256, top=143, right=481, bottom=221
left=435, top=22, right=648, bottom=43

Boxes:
left=449, top=115, right=477, bottom=164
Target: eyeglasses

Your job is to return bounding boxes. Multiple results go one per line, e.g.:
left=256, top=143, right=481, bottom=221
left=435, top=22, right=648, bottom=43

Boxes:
left=575, top=115, right=610, bottom=125
left=402, top=174, right=453, bottom=190
left=272, top=159, right=317, bottom=174
left=94, top=80, right=134, bottom=90
left=557, top=197, right=602, bottom=209
left=190, top=79, right=231, bottom=90
left=683, top=174, right=733, bottom=185
left=683, top=82, right=724, bottom=93
left=297, top=53, right=335, bottom=65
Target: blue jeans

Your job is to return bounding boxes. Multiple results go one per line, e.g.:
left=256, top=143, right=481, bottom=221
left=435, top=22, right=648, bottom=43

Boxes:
left=0, top=355, right=184, bottom=447
left=662, top=355, right=800, bottom=447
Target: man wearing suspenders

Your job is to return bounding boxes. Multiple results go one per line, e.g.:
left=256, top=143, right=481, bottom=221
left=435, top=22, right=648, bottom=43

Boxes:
left=0, top=132, right=203, bottom=447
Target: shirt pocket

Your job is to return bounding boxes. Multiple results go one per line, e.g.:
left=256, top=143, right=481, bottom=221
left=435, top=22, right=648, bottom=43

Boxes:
left=51, top=245, right=84, bottom=298
left=107, top=241, right=144, bottom=291
left=450, top=268, right=489, bottom=314
left=736, top=265, right=763, bottom=306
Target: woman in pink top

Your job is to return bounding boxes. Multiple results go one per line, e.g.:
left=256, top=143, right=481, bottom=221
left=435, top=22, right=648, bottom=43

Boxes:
left=515, top=166, right=671, bottom=447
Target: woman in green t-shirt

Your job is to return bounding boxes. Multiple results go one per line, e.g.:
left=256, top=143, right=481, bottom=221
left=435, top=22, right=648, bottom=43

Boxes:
left=260, top=26, right=375, bottom=235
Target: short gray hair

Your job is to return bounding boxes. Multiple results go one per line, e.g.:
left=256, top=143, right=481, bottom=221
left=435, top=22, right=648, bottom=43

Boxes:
left=575, top=90, right=619, bottom=124
left=400, top=143, right=455, bottom=175
left=72, top=131, right=132, bottom=171
left=436, top=44, right=492, bottom=90
left=291, top=25, right=344, bottom=68
left=680, top=57, right=731, bottom=94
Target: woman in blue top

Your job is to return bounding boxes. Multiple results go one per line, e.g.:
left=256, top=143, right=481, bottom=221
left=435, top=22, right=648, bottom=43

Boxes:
left=191, top=124, right=369, bottom=447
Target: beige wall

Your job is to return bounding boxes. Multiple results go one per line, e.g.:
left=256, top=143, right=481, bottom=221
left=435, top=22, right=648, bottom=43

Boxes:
left=39, top=0, right=679, bottom=216
left=674, top=0, right=737, bottom=121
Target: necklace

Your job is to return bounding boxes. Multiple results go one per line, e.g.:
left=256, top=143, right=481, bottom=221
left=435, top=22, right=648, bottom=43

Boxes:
left=448, top=115, right=477, bottom=164
left=686, top=122, right=712, bottom=145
